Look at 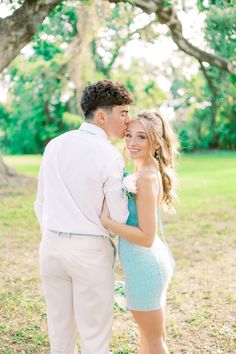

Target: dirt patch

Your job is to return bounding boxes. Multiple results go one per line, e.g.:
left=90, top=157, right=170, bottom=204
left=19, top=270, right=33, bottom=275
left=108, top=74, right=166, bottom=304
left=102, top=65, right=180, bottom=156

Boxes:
left=0, top=174, right=37, bottom=197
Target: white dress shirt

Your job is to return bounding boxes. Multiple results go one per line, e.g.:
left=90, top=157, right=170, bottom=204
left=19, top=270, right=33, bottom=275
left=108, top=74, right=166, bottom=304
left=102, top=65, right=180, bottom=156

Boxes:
left=34, top=122, right=128, bottom=236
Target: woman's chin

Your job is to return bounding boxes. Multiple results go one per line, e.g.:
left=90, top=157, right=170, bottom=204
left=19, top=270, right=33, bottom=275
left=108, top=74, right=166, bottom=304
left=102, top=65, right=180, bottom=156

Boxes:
left=128, top=153, right=139, bottom=160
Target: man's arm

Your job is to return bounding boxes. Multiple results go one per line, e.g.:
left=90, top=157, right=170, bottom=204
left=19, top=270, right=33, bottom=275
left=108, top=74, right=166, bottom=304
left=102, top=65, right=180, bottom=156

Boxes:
left=103, top=155, right=129, bottom=224
left=102, top=175, right=158, bottom=247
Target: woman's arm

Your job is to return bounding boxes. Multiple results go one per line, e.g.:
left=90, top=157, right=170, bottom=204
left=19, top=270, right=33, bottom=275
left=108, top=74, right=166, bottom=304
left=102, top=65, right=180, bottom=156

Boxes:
left=101, top=174, right=158, bottom=247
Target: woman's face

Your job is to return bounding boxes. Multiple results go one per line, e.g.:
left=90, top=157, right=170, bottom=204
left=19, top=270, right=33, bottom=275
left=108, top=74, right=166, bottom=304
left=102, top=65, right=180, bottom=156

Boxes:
left=125, top=120, right=151, bottom=161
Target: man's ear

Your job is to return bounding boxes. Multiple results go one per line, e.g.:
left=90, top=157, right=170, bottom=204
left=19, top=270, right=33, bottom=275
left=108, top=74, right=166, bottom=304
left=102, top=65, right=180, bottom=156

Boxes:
left=94, top=109, right=105, bottom=125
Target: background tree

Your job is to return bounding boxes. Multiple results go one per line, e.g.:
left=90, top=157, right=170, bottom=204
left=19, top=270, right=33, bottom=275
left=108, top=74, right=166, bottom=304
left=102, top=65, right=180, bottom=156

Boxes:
left=173, top=0, right=236, bottom=150
left=0, top=0, right=235, bottom=181
left=0, top=3, right=79, bottom=154
left=108, top=0, right=236, bottom=74
left=0, top=0, right=235, bottom=73
left=0, top=1, right=166, bottom=154
left=0, top=0, right=63, bottom=72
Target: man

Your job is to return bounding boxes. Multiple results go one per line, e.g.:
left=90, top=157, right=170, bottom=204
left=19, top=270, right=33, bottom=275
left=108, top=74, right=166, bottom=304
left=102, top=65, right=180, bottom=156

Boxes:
left=34, top=80, right=133, bottom=354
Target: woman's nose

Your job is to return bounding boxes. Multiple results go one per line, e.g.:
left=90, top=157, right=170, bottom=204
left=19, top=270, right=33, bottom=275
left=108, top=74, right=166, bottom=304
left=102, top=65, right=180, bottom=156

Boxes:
left=129, top=137, right=138, bottom=145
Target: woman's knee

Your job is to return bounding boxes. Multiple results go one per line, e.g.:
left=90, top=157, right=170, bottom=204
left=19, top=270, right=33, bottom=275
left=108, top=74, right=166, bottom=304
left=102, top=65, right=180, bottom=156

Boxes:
left=148, top=336, right=169, bottom=354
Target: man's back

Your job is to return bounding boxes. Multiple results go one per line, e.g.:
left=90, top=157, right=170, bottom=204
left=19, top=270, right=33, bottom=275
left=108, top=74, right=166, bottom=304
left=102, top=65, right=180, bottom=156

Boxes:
left=35, top=123, right=128, bottom=235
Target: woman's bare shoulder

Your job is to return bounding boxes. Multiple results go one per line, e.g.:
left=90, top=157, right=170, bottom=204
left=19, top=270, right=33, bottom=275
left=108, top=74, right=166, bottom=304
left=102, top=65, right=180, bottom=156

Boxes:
left=136, top=170, right=158, bottom=190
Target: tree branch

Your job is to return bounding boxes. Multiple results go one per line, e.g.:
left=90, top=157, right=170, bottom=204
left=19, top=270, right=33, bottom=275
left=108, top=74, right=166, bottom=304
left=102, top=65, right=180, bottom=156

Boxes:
left=108, top=0, right=236, bottom=75
left=199, top=61, right=218, bottom=96
left=92, top=19, right=157, bottom=78
left=199, top=60, right=218, bottom=129
left=0, top=0, right=62, bottom=72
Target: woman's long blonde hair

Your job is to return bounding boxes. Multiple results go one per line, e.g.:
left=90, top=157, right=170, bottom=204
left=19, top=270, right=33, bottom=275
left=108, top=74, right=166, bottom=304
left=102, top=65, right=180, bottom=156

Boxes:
left=133, top=110, right=179, bottom=213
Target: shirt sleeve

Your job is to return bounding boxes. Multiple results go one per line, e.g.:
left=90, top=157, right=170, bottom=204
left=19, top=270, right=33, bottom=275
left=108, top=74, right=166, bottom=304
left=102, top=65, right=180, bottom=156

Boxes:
left=34, top=157, right=44, bottom=233
left=103, top=154, right=129, bottom=224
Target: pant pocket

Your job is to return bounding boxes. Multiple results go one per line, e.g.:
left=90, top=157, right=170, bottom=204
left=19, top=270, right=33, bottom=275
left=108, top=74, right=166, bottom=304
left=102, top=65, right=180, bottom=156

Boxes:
left=109, top=238, right=117, bottom=268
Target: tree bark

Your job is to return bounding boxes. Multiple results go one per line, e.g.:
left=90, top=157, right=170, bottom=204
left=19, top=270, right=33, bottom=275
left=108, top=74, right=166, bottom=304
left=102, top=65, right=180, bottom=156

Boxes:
left=0, top=0, right=62, bottom=72
left=0, top=157, right=8, bottom=183
left=0, top=0, right=62, bottom=181
left=108, top=0, right=236, bottom=75
left=0, top=156, right=16, bottom=183
left=199, top=61, right=218, bottom=126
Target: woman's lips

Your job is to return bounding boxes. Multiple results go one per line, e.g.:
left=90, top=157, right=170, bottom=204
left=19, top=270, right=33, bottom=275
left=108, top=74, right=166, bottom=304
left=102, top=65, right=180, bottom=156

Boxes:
left=128, top=148, right=140, bottom=153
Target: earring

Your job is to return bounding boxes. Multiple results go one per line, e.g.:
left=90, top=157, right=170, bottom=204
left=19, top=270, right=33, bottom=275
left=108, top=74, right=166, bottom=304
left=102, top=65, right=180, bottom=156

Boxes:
left=154, top=149, right=159, bottom=159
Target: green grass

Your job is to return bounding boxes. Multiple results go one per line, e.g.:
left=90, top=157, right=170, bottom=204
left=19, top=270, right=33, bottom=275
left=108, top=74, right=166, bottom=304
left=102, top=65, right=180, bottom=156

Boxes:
left=1, top=152, right=236, bottom=353
left=3, top=155, right=41, bottom=178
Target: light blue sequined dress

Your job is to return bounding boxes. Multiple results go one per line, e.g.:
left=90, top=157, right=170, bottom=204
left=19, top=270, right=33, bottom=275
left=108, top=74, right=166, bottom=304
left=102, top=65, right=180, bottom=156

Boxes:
left=118, top=174, right=175, bottom=311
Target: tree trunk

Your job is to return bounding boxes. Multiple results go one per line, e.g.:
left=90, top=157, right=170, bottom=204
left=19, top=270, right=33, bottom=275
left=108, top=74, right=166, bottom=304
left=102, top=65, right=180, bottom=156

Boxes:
left=67, top=2, right=101, bottom=111
left=0, top=156, right=16, bottom=183
left=0, top=0, right=62, bottom=72
left=0, top=0, right=62, bottom=181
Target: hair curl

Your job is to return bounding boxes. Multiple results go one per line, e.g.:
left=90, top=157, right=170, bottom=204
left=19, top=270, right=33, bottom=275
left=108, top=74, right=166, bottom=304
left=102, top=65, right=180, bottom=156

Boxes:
left=133, top=110, right=179, bottom=213
left=80, top=80, right=133, bottom=120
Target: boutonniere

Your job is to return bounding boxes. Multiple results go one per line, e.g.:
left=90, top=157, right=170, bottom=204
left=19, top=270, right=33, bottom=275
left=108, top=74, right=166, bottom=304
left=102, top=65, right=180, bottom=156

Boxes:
left=122, top=172, right=137, bottom=199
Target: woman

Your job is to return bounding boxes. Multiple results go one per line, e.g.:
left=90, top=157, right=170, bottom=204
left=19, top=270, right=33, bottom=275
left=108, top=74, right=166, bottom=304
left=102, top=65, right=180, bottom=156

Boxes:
left=101, top=110, right=179, bottom=354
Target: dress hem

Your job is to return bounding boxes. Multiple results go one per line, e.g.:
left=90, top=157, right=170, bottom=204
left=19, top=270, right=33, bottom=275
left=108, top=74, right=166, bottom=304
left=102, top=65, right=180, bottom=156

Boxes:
left=127, top=304, right=166, bottom=312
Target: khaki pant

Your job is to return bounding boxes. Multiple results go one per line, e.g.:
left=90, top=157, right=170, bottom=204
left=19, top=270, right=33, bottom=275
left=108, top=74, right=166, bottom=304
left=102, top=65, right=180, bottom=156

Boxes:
left=39, top=230, right=115, bottom=354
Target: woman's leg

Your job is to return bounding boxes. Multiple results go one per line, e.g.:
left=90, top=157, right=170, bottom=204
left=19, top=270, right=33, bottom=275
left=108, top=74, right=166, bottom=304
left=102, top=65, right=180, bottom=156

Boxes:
left=132, top=308, right=169, bottom=354
left=138, top=330, right=149, bottom=354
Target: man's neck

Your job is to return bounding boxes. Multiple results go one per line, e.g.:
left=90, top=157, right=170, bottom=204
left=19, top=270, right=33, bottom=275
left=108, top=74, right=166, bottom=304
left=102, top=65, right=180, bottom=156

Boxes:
left=87, top=120, right=109, bottom=138
left=83, top=121, right=109, bottom=139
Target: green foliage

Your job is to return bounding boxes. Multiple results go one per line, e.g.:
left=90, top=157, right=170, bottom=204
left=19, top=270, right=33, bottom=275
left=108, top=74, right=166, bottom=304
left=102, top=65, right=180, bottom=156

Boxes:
left=0, top=0, right=235, bottom=153
left=197, top=0, right=236, bottom=11
left=205, top=5, right=236, bottom=59
left=0, top=4, right=80, bottom=154
left=174, top=0, right=236, bottom=151
left=32, top=5, right=78, bottom=61
left=0, top=1, right=167, bottom=154
left=0, top=57, right=73, bottom=154
left=113, top=58, right=167, bottom=114
left=91, top=3, right=146, bottom=77
left=162, top=0, right=173, bottom=9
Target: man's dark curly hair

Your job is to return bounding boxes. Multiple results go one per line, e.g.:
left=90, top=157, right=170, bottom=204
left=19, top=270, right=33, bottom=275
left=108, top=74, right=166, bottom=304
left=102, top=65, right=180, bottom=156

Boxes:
left=80, top=80, right=133, bottom=120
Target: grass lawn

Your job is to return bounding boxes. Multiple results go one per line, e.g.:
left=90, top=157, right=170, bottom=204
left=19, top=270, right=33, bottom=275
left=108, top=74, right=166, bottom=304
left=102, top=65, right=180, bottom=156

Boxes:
left=3, top=155, right=42, bottom=178
left=0, top=152, right=236, bottom=353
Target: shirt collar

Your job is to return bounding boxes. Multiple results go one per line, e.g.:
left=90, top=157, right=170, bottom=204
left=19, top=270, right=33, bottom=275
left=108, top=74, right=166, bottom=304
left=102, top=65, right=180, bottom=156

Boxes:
left=78, top=122, right=108, bottom=140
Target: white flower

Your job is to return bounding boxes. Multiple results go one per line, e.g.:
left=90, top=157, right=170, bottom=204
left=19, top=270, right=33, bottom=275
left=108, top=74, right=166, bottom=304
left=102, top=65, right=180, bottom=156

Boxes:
left=122, top=174, right=137, bottom=195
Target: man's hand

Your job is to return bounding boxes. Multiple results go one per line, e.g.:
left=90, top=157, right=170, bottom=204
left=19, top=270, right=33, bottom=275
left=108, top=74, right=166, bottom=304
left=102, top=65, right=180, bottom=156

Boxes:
left=100, top=200, right=110, bottom=228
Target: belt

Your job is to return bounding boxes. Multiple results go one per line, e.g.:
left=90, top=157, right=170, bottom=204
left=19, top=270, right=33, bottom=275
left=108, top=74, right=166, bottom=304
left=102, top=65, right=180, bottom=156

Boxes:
left=49, top=229, right=117, bottom=267
left=48, top=230, right=108, bottom=238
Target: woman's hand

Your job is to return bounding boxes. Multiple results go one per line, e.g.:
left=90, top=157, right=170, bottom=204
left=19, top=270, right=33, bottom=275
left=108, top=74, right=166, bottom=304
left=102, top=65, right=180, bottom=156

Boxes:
left=100, top=200, right=110, bottom=228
